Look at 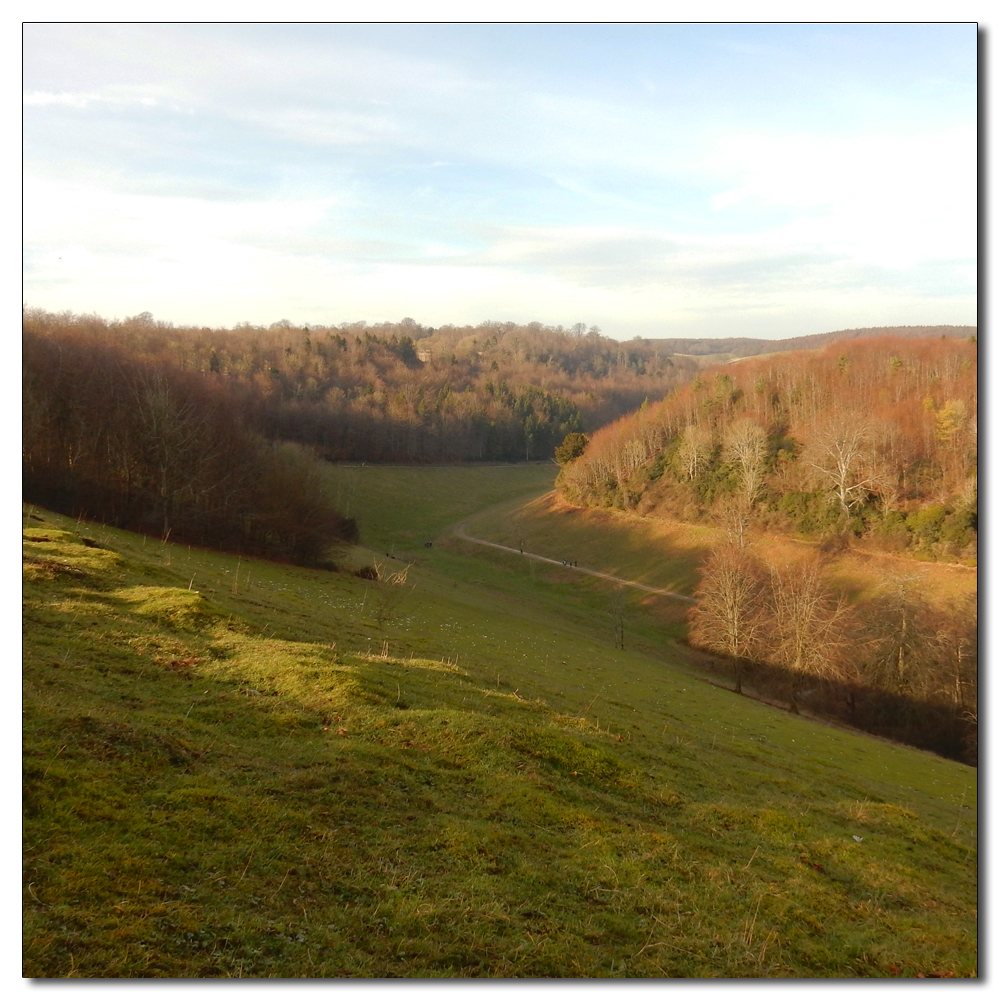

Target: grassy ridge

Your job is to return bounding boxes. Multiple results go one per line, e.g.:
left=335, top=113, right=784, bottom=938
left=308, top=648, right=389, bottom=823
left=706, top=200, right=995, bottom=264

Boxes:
left=460, top=491, right=977, bottom=609
left=23, top=492, right=977, bottom=978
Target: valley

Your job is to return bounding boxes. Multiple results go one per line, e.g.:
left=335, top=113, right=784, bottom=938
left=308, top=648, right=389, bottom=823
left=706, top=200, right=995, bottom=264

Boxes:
left=22, top=464, right=977, bottom=978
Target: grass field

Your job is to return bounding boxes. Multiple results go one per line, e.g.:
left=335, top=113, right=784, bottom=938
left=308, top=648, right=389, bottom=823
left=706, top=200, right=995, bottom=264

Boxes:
left=323, top=462, right=557, bottom=557
left=459, top=489, right=978, bottom=612
left=22, top=469, right=978, bottom=978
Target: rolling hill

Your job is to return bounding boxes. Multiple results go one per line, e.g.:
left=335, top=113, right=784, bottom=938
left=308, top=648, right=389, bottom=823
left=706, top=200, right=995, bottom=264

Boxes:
left=23, top=467, right=977, bottom=978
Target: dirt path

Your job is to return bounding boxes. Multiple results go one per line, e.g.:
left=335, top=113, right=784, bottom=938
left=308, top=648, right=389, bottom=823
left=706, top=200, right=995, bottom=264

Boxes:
left=451, top=518, right=696, bottom=604
left=450, top=487, right=973, bottom=608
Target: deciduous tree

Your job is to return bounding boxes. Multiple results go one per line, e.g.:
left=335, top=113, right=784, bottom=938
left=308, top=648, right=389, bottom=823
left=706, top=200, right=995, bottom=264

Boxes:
left=689, top=545, right=767, bottom=695
left=724, top=418, right=768, bottom=505
left=768, top=558, right=849, bottom=712
left=804, top=419, right=877, bottom=514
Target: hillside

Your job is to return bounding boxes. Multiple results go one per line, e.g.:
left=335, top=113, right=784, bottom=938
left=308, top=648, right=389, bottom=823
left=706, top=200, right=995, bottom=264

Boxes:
left=23, top=311, right=974, bottom=471
left=561, top=335, right=977, bottom=559
left=557, top=335, right=977, bottom=762
left=23, top=479, right=977, bottom=978
left=638, top=325, right=975, bottom=362
left=22, top=310, right=692, bottom=466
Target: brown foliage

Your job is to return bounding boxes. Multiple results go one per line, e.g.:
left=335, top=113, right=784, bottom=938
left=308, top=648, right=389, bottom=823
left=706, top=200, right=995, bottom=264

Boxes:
left=22, top=323, right=357, bottom=564
left=562, top=334, right=977, bottom=538
left=23, top=309, right=694, bottom=464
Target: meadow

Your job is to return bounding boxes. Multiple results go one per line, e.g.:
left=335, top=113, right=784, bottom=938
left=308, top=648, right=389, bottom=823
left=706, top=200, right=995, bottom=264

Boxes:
left=22, top=465, right=977, bottom=977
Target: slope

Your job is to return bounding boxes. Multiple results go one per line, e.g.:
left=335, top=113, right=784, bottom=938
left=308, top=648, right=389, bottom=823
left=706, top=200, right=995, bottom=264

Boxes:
left=22, top=495, right=976, bottom=978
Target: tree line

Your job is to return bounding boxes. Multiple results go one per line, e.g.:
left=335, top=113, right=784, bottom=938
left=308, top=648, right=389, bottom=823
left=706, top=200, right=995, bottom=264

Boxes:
left=26, top=311, right=973, bottom=470
left=558, top=335, right=977, bottom=562
left=23, top=325, right=357, bottom=564
left=23, top=310, right=703, bottom=465
left=639, top=324, right=974, bottom=361
left=689, top=545, right=976, bottom=764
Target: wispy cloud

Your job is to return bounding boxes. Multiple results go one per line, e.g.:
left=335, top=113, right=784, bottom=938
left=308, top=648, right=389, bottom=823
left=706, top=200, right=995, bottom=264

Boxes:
left=23, top=84, right=179, bottom=110
left=24, top=91, right=104, bottom=108
left=22, top=23, right=976, bottom=338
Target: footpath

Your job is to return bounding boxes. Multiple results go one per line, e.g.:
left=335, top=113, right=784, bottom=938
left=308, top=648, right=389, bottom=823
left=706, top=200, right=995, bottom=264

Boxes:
left=451, top=522, right=695, bottom=603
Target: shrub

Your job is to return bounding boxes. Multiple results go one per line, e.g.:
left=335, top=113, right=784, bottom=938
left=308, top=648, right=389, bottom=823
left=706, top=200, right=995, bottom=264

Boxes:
left=906, top=504, right=948, bottom=545
left=776, top=490, right=841, bottom=535
left=871, top=510, right=910, bottom=551
left=940, top=508, right=976, bottom=552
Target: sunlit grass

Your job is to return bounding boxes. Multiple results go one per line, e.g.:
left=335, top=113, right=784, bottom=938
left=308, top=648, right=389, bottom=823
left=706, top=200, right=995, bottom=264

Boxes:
left=23, top=502, right=976, bottom=978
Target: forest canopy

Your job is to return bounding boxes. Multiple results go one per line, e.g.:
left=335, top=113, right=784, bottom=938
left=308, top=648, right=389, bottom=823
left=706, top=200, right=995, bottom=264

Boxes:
left=22, top=310, right=699, bottom=466
left=559, top=334, right=977, bottom=562
left=23, top=320, right=357, bottom=564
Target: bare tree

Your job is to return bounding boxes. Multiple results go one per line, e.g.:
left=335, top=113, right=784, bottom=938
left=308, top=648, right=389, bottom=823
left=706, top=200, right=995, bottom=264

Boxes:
left=21, top=369, right=52, bottom=469
left=715, top=494, right=754, bottom=548
left=689, top=545, right=767, bottom=695
left=131, top=372, right=216, bottom=537
left=768, top=558, right=849, bottom=712
left=804, top=419, right=878, bottom=514
left=930, top=591, right=977, bottom=710
left=854, top=573, right=936, bottom=696
left=724, top=418, right=768, bottom=505
left=674, top=423, right=714, bottom=481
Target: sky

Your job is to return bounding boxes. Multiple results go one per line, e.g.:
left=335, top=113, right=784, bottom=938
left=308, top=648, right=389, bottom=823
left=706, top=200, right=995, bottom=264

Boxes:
left=22, top=22, right=978, bottom=340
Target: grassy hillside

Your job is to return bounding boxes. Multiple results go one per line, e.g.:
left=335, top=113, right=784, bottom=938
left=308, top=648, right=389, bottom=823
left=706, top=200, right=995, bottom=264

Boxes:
left=23, top=490, right=977, bottom=978
left=462, top=490, right=710, bottom=597
left=460, top=491, right=977, bottom=612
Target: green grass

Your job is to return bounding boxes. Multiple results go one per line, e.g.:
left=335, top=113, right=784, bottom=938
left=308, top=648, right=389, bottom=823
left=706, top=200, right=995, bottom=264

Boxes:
left=461, top=490, right=710, bottom=596
left=326, top=461, right=694, bottom=652
left=22, top=490, right=977, bottom=978
left=323, top=462, right=557, bottom=556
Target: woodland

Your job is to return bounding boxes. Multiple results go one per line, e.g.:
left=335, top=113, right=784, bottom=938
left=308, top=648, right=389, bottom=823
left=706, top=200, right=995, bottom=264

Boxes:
left=23, top=310, right=696, bottom=467
left=557, top=334, right=977, bottom=557
left=22, top=318, right=357, bottom=565
left=22, top=309, right=701, bottom=560
left=557, top=334, right=977, bottom=762
left=22, top=310, right=977, bottom=761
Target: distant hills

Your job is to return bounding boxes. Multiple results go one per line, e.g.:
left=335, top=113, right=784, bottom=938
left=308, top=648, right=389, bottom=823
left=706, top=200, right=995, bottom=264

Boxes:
left=638, top=325, right=977, bottom=362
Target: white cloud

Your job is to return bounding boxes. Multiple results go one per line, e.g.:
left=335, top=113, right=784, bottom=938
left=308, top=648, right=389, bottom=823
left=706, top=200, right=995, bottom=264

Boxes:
left=23, top=180, right=975, bottom=339
left=24, top=176, right=341, bottom=254
left=236, top=107, right=406, bottom=148
left=23, top=91, right=104, bottom=108
left=21, top=25, right=976, bottom=339
left=23, top=86, right=174, bottom=110
left=703, top=125, right=976, bottom=269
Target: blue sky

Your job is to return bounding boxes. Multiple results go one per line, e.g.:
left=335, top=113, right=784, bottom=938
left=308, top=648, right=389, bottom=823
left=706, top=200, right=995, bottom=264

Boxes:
left=22, top=22, right=977, bottom=339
